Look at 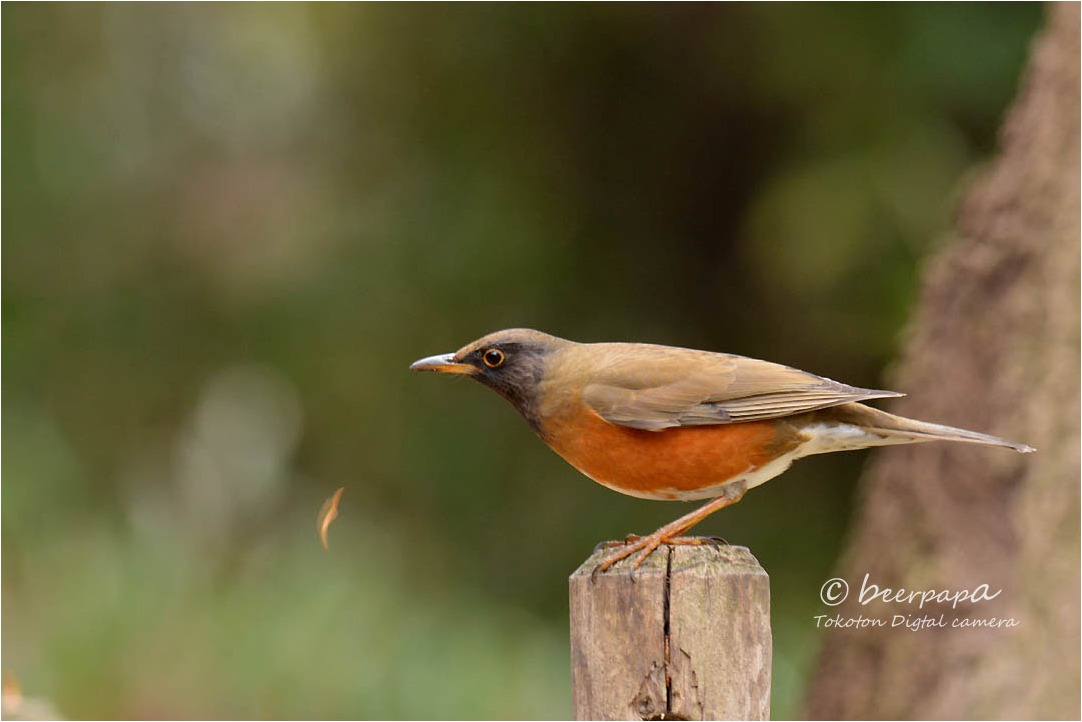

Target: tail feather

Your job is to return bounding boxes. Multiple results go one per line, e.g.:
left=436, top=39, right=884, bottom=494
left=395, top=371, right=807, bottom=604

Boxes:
left=810, top=403, right=1036, bottom=454
left=874, top=416, right=1036, bottom=453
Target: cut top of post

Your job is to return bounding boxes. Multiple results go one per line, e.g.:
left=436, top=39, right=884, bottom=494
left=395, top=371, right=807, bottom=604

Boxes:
left=569, top=542, right=771, bottom=721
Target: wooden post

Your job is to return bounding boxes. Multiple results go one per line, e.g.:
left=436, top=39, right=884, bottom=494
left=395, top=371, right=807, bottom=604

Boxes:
left=569, top=542, right=771, bottom=721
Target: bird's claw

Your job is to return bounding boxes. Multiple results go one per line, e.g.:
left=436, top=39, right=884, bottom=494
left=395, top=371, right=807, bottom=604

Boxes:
left=589, top=533, right=668, bottom=580
left=589, top=533, right=733, bottom=580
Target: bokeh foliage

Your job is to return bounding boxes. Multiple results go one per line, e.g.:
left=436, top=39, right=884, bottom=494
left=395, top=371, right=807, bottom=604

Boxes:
left=3, top=4, right=1039, bottom=718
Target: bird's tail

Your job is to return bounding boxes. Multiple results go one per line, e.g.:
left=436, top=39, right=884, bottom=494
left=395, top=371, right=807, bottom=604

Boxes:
left=806, top=403, right=1036, bottom=454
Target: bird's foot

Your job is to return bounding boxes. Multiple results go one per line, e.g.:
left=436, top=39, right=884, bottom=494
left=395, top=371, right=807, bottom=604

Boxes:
left=661, top=535, right=728, bottom=547
left=591, top=533, right=686, bottom=577
left=594, top=534, right=726, bottom=552
left=590, top=535, right=731, bottom=579
left=590, top=484, right=748, bottom=580
left=593, top=533, right=645, bottom=552
left=591, top=532, right=666, bottom=579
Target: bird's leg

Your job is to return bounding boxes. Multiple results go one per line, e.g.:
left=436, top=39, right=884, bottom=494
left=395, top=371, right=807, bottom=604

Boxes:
left=593, top=481, right=748, bottom=576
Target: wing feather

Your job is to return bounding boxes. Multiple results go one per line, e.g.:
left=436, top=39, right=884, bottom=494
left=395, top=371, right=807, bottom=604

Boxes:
left=580, top=344, right=901, bottom=430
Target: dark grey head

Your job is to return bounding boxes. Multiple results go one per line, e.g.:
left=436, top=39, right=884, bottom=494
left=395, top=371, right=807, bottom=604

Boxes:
left=410, top=328, right=569, bottom=430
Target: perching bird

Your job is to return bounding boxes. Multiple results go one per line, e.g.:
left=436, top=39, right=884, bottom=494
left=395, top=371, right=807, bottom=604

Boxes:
left=411, top=329, right=1034, bottom=573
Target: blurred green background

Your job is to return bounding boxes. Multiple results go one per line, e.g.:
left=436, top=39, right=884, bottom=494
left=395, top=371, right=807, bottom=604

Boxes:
left=3, top=4, right=1041, bottom=719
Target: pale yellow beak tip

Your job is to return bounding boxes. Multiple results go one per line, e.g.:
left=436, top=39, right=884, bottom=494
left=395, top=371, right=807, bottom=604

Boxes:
left=410, top=352, right=475, bottom=375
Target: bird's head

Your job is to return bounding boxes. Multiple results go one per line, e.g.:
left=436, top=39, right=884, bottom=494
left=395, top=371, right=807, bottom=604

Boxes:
left=410, top=328, right=569, bottom=429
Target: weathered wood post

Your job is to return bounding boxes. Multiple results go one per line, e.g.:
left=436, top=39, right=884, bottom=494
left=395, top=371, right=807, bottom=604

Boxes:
left=569, top=543, right=771, bottom=720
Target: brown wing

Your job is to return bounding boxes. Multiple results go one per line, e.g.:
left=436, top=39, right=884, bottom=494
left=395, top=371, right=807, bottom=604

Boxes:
left=580, top=343, right=902, bottom=431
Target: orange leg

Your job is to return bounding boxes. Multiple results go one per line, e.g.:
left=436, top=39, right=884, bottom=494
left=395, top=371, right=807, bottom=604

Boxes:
left=593, top=481, right=748, bottom=575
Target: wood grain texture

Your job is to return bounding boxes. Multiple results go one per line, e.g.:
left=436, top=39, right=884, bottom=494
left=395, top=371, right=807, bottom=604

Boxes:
left=570, top=543, right=771, bottom=720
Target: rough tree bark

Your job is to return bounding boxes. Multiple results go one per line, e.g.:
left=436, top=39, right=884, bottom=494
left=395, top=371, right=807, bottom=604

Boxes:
left=804, top=4, right=1080, bottom=720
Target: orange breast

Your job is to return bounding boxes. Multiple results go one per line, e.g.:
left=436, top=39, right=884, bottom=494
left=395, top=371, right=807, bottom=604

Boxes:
left=541, top=405, right=790, bottom=500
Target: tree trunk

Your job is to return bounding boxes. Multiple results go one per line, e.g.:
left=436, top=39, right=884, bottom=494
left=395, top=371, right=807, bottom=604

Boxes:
left=804, top=4, right=1080, bottom=720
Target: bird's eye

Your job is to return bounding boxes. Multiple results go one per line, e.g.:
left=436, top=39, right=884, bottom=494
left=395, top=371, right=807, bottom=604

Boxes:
left=482, top=348, right=505, bottom=368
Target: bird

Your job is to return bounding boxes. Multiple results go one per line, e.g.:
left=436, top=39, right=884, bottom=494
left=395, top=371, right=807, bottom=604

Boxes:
left=410, top=328, right=1035, bottom=573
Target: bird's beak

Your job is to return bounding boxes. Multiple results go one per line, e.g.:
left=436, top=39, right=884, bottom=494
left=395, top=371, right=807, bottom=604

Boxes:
left=409, top=352, right=476, bottom=375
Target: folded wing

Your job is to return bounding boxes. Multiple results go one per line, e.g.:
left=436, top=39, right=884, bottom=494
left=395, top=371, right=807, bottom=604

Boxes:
left=581, top=345, right=901, bottom=431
